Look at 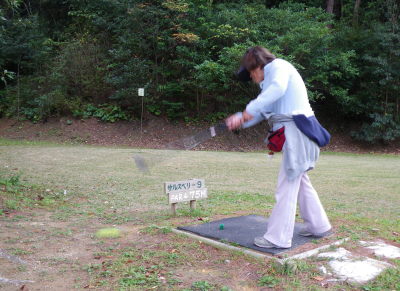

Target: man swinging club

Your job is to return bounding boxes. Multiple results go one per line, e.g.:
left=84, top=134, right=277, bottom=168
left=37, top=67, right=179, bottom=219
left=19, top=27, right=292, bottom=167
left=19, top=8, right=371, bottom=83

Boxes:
left=226, top=46, right=332, bottom=249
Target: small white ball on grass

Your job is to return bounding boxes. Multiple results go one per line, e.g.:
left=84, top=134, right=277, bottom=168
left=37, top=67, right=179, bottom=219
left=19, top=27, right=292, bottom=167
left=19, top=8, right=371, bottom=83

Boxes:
left=95, top=227, right=121, bottom=239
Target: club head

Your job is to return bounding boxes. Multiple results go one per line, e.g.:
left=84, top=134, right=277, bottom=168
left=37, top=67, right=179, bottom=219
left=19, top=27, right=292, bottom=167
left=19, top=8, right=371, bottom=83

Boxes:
left=133, top=154, right=149, bottom=173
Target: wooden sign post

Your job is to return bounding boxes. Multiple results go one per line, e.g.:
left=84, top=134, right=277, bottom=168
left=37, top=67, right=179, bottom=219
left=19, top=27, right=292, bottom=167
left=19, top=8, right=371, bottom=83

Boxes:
left=164, top=179, right=207, bottom=215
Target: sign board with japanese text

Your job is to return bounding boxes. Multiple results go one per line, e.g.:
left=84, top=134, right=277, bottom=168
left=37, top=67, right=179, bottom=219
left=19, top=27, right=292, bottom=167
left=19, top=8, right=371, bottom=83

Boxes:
left=164, top=179, right=207, bottom=214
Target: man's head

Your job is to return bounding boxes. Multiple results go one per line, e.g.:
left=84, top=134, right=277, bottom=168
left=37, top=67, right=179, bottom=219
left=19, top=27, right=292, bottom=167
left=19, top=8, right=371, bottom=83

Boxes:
left=241, top=46, right=276, bottom=84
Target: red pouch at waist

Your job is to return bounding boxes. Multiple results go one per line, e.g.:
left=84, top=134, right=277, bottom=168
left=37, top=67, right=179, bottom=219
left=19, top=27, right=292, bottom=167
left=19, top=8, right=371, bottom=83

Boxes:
left=267, top=126, right=285, bottom=152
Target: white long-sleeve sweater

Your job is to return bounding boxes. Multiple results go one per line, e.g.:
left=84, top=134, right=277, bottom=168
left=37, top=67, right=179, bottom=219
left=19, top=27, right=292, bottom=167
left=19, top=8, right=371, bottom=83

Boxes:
left=245, top=58, right=314, bottom=126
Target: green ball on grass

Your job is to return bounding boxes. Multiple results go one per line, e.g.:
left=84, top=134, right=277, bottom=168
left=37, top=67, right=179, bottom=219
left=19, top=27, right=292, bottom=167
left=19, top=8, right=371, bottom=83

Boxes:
left=95, top=227, right=121, bottom=239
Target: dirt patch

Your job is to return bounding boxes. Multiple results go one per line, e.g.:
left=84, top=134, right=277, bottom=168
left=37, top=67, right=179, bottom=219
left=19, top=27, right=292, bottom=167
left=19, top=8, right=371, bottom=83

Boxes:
left=0, top=209, right=153, bottom=290
left=1, top=117, right=399, bottom=154
left=0, top=209, right=266, bottom=290
left=0, top=211, right=100, bottom=290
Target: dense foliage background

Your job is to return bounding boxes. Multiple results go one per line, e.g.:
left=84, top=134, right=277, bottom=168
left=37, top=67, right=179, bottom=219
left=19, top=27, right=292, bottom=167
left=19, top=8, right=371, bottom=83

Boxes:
left=0, top=0, right=399, bottom=143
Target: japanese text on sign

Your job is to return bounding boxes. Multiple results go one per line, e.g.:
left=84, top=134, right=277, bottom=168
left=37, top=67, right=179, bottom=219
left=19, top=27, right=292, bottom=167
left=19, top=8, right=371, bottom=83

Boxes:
left=165, top=179, right=204, bottom=193
left=168, top=189, right=208, bottom=204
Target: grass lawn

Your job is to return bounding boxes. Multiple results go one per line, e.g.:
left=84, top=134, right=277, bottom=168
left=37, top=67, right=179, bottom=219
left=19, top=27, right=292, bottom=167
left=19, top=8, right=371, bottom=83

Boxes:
left=0, top=139, right=399, bottom=290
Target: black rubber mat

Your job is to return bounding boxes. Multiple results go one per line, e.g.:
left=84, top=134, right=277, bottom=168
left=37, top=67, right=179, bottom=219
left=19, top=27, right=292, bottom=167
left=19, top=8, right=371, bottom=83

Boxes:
left=177, top=215, right=330, bottom=254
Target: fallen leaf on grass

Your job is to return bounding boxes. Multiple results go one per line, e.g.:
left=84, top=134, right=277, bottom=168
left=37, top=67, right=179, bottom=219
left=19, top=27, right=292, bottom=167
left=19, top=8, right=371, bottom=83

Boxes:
left=313, top=276, right=324, bottom=281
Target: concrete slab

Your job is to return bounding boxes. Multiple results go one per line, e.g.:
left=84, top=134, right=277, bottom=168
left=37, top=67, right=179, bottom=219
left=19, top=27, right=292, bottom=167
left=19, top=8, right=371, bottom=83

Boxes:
left=317, top=246, right=393, bottom=284
left=317, top=247, right=351, bottom=260
left=279, top=238, right=349, bottom=262
left=327, top=257, right=392, bottom=284
left=359, top=240, right=400, bottom=259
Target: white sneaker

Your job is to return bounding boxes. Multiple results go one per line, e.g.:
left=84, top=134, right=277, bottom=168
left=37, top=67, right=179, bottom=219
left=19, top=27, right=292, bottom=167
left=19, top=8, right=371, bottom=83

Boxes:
left=298, top=227, right=313, bottom=237
left=298, top=227, right=331, bottom=237
left=254, top=237, right=285, bottom=248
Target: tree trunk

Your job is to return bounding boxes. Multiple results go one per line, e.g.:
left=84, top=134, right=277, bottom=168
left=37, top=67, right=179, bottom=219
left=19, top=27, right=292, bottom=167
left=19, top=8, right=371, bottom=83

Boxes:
left=17, top=61, right=20, bottom=120
left=353, top=0, right=361, bottom=26
left=326, top=0, right=334, bottom=14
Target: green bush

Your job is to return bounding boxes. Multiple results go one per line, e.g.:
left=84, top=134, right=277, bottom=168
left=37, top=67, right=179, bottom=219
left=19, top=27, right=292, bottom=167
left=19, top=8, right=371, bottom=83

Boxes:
left=73, top=104, right=129, bottom=122
left=161, top=100, right=185, bottom=120
left=4, top=76, right=66, bottom=122
left=351, top=113, right=400, bottom=144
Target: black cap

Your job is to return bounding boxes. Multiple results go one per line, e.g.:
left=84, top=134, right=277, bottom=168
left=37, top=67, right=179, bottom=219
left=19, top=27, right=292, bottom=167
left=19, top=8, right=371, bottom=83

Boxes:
left=236, top=66, right=251, bottom=82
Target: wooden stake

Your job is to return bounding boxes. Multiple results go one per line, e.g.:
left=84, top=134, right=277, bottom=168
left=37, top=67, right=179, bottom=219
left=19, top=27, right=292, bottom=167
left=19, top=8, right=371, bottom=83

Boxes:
left=190, top=200, right=196, bottom=210
left=171, top=203, right=177, bottom=216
